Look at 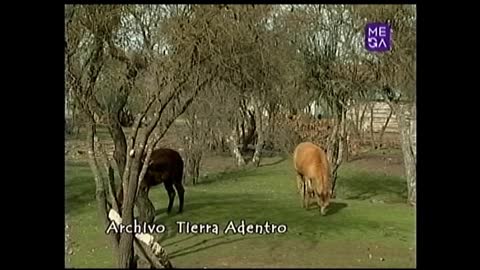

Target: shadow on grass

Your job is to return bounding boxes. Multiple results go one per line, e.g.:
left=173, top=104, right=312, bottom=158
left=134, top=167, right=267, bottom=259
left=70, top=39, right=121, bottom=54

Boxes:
left=154, top=192, right=274, bottom=219
left=196, top=167, right=272, bottom=186
left=65, top=162, right=96, bottom=215
left=303, top=201, right=348, bottom=216
left=168, top=234, right=255, bottom=259
left=65, top=189, right=95, bottom=213
left=163, top=234, right=198, bottom=248
left=149, top=190, right=379, bottom=242
left=157, top=221, right=179, bottom=244
left=259, top=156, right=288, bottom=168
left=325, top=202, right=348, bottom=216
left=337, top=169, right=407, bottom=202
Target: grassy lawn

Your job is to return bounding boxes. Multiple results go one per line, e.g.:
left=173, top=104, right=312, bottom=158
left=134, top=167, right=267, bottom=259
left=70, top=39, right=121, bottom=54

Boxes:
left=65, top=155, right=415, bottom=268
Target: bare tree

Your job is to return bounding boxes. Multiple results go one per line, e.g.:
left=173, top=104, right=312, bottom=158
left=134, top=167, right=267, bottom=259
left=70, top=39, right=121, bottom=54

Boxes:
left=286, top=5, right=376, bottom=196
left=66, top=4, right=219, bottom=268
left=181, top=90, right=216, bottom=185
left=352, top=5, right=416, bottom=205
left=175, top=5, right=305, bottom=169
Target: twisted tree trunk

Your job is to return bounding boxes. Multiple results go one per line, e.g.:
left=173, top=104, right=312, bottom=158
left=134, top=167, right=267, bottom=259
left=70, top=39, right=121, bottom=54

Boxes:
left=395, top=102, right=416, bottom=205
left=184, top=147, right=202, bottom=185
left=242, top=110, right=256, bottom=152
left=369, top=103, right=376, bottom=149
left=109, top=209, right=173, bottom=268
left=252, top=99, right=265, bottom=167
left=135, top=188, right=156, bottom=224
left=183, top=114, right=204, bottom=185
left=228, top=123, right=246, bottom=167
left=86, top=121, right=121, bottom=261
left=378, top=107, right=394, bottom=147
left=327, top=108, right=348, bottom=198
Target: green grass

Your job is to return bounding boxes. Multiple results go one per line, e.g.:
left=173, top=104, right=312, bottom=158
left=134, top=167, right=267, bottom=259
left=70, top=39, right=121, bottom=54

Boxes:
left=65, top=157, right=415, bottom=268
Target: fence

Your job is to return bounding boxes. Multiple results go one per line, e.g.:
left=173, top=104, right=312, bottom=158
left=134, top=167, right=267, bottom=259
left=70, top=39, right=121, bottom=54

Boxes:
left=346, top=101, right=406, bottom=134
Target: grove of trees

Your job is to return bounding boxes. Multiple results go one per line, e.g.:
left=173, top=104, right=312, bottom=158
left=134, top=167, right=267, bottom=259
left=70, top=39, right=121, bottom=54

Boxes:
left=65, top=4, right=416, bottom=268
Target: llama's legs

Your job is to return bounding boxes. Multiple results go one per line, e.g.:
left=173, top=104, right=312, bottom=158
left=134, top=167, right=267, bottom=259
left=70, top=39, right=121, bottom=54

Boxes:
left=296, top=173, right=303, bottom=194
left=164, top=182, right=176, bottom=213
left=319, top=193, right=329, bottom=216
left=315, top=192, right=324, bottom=215
left=174, top=182, right=185, bottom=213
left=296, top=174, right=305, bottom=208
left=304, top=181, right=310, bottom=209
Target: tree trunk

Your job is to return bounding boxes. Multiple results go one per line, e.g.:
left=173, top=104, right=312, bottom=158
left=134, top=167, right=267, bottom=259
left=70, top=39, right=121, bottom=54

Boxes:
left=345, top=131, right=351, bottom=162
left=135, top=188, right=155, bottom=224
left=228, top=124, right=246, bottom=167
left=85, top=121, right=120, bottom=260
left=65, top=217, right=71, bottom=267
left=327, top=108, right=347, bottom=198
left=369, top=103, right=376, bottom=149
left=118, top=151, right=144, bottom=268
left=195, top=151, right=202, bottom=184
left=359, top=103, right=367, bottom=143
left=108, top=118, right=127, bottom=177
left=396, top=102, right=416, bottom=205
left=183, top=117, right=203, bottom=185
left=185, top=151, right=202, bottom=185
left=242, top=110, right=256, bottom=152
left=108, top=209, right=174, bottom=268
left=352, top=103, right=361, bottom=139
left=252, top=100, right=264, bottom=167
left=118, top=213, right=136, bottom=268
left=378, top=107, right=394, bottom=147
left=240, top=120, right=246, bottom=152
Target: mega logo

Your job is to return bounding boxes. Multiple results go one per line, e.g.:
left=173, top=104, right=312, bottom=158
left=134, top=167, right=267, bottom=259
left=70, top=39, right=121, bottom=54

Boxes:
left=365, top=23, right=391, bottom=52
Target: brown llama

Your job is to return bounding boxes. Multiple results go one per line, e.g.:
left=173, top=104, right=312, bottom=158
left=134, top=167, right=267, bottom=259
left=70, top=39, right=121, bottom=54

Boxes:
left=117, top=148, right=185, bottom=214
left=293, top=142, right=332, bottom=215
left=142, top=148, right=185, bottom=214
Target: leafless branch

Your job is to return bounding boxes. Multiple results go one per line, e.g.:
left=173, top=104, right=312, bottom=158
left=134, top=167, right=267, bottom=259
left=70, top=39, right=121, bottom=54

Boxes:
left=95, top=138, right=121, bottom=212
left=135, top=135, right=156, bottom=197
left=130, top=9, right=153, bottom=51
left=86, top=121, right=120, bottom=252
left=141, top=76, right=189, bottom=143
left=109, top=209, right=173, bottom=268
left=107, top=38, right=130, bottom=65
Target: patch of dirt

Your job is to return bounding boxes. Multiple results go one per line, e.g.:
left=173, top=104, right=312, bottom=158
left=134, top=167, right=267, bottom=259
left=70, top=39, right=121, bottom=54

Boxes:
left=347, top=150, right=405, bottom=177
left=65, top=121, right=276, bottom=176
left=170, top=239, right=415, bottom=268
left=65, top=121, right=188, bottom=162
left=65, top=122, right=406, bottom=178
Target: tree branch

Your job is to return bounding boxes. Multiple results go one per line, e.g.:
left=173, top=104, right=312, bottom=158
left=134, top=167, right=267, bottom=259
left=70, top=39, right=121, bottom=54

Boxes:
left=119, top=95, right=158, bottom=208
left=107, top=38, right=131, bottom=65
left=109, top=209, right=173, bottom=268
left=95, top=138, right=121, bottom=213
left=86, top=121, right=120, bottom=253
left=139, top=75, right=188, bottom=149
left=130, top=9, right=153, bottom=51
